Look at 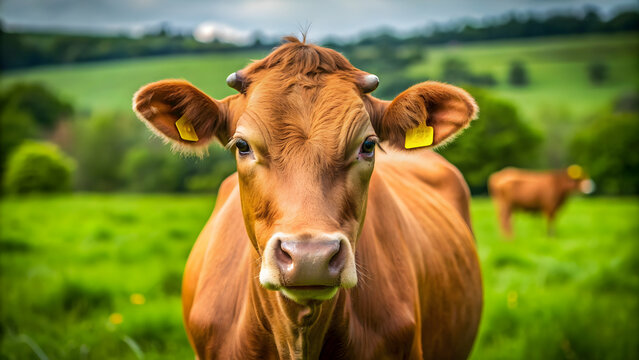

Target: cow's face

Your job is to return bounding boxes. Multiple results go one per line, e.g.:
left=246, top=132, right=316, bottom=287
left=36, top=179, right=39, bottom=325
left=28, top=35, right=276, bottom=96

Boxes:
left=133, top=39, right=477, bottom=304
left=232, top=74, right=375, bottom=302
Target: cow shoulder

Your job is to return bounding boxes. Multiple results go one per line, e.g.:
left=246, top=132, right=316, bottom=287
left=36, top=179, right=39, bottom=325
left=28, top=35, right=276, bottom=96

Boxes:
left=366, top=155, right=481, bottom=359
left=375, top=149, right=472, bottom=229
left=183, top=173, right=240, bottom=323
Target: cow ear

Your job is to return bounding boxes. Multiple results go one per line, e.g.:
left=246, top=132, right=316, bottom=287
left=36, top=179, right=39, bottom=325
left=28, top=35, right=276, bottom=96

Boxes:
left=133, top=79, right=231, bottom=151
left=367, top=81, right=478, bottom=150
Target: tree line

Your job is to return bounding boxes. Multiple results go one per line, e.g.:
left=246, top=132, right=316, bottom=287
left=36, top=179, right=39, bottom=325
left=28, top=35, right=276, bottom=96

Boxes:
left=1, top=7, right=637, bottom=70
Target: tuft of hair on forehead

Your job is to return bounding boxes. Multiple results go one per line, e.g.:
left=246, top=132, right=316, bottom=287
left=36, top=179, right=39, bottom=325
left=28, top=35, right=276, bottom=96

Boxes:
left=243, top=36, right=360, bottom=82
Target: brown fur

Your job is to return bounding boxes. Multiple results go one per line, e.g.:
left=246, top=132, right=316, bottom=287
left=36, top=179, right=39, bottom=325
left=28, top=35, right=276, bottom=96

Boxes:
left=133, top=38, right=482, bottom=359
left=489, top=167, right=586, bottom=237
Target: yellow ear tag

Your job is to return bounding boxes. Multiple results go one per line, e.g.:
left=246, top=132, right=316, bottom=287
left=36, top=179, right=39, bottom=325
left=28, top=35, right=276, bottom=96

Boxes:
left=405, top=122, right=434, bottom=149
left=567, top=164, right=583, bottom=179
left=175, top=116, right=199, bottom=142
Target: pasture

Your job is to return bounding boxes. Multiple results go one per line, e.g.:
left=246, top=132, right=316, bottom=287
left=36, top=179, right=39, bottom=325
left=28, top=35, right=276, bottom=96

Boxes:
left=1, top=195, right=637, bottom=359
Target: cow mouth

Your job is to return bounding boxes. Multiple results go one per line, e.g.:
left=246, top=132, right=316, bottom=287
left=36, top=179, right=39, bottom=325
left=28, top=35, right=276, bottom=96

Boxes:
left=286, top=285, right=334, bottom=291
left=280, top=285, right=339, bottom=303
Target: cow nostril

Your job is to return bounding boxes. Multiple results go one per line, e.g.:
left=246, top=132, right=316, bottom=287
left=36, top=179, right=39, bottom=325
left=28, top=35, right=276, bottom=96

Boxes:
left=328, top=241, right=346, bottom=271
left=275, top=240, right=293, bottom=266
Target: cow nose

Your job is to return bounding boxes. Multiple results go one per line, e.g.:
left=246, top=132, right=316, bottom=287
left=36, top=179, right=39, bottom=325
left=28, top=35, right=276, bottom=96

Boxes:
left=275, top=239, right=346, bottom=286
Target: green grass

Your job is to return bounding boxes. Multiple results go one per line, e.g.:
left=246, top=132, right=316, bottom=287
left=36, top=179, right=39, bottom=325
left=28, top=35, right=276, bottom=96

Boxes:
left=470, top=196, right=639, bottom=359
left=1, top=195, right=637, bottom=359
left=0, top=194, right=216, bottom=359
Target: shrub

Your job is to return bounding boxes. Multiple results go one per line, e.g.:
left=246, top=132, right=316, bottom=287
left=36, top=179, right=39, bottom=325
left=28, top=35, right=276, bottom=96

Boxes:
left=442, top=58, right=471, bottom=85
left=0, top=82, right=73, bottom=129
left=437, top=88, right=543, bottom=193
left=186, top=163, right=236, bottom=193
left=184, top=146, right=236, bottom=193
left=0, top=105, right=37, bottom=170
left=376, top=76, right=419, bottom=100
left=74, top=113, right=138, bottom=191
left=3, top=141, right=75, bottom=194
left=613, top=92, right=638, bottom=113
left=441, top=58, right=498, bottom=87
left=120, top=146, right=185, bottom=192
left=570, top=111, right=639, bottom=195
left=508, top=61, right=529, bottom=87
left=588, top=61, right=608, bottom=85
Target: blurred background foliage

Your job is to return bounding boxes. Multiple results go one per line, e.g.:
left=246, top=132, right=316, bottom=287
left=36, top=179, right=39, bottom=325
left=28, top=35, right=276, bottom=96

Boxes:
left=0, top=3, right=638, bottom=360
left=570, top=110, right=639, bottom=195
left=3, top=141, right=75, bottom=194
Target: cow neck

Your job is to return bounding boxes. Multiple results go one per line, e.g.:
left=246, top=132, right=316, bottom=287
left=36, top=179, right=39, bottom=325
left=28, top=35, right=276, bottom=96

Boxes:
left=250, top=259, right=342, bottom=360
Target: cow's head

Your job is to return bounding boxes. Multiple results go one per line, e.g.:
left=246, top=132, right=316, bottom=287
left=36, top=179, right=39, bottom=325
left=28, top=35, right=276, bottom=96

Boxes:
left=133, top=38, right=477, bottom=304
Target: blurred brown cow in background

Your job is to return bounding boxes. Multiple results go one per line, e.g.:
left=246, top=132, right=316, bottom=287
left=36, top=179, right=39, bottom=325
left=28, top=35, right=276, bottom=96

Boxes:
left=489, top=165, right=594, bottom=238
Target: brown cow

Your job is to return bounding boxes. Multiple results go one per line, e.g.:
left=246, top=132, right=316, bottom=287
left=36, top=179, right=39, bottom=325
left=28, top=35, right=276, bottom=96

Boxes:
left=133, top=37, right=482, bottom=359
left=489, top=166, right=594, bottom=238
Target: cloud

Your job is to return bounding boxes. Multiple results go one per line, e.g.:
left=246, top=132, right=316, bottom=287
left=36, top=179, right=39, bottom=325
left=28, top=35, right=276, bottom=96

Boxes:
left=193, top=22, right=251, bottom=44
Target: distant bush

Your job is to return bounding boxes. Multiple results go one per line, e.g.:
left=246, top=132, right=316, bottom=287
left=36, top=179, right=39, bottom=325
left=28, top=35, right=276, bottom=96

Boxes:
left=508, top=61, right=529, bottom=87
left=570, top=111, right=639, bottom=195
left=0, top=82, right=73, bottom=171
left=0, top=82, right=73, bottom=129
left=614, top=92, right=639, bottom=113
left=74, top=113, right=138, bottom=191
left=442, top=58, right=471, bottom=85
left=535, top=106, right=577, bottom=168
left=0, top=105, right=37, bottom=171
left=72, top=111, right=238, bottom=193
left=376, top=76, right=419, bottom=100
left=437, top=88, right=543, bottom=193
left=345, top=43, right=425, bottom=77
left=120, top=146, right=186, bottom=192
left=441, top=58, right=498, bottom=87
left=471, top=73, right=498, bottom=87
left=186, top=159, right=236, bottom=193
left=3, top=141, right=75, bottom=194
left=588, top=62, right=609, bottom=85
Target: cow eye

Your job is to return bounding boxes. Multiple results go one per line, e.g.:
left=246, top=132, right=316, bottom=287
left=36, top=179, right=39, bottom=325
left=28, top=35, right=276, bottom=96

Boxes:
left=235, top=139, right=251, bottom=155
left=359, top=138, right=377, bottom=158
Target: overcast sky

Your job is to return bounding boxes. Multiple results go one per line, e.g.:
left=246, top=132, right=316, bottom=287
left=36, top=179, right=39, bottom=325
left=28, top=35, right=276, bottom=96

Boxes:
left=1, top=0, right=636, bottom=42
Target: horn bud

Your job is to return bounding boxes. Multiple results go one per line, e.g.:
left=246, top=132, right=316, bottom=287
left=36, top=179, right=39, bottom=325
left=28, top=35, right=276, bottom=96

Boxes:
left=226, top=72, right=244, bottom=92
left=359, top=74, right=379, bottom=93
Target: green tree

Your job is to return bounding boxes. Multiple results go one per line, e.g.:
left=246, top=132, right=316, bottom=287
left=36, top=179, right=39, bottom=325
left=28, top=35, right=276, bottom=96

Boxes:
left=508, top=61, right=529, bottom=87
left=185, top=148, right=236, bottom=193
left=588, top=62, right=608, bottom=85
left=442, top=58, right=471, bottom=85
left=0, top=82, right=73, bottom=129
left=3, top=141, right=75, bottom=194
left=74, top=113, right=138, bottom=191
left=436, top=88, right=543, bottom=193
left=0, top=105, right=37, bottom=171
left=376, top=76, right=419, bottom=100
left=119, top=146, right=186, bottom=192
left=570, top=111, right=639, bottom=195
left=440, top=58, right=497, bottom=87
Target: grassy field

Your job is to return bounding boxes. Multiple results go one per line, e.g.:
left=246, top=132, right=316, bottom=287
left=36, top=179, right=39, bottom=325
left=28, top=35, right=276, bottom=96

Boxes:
left=1, top=33, right=636, bottom=123
left=0, top=50, right=266, bottom=114
left=1, top=195, right=637, bottom=359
